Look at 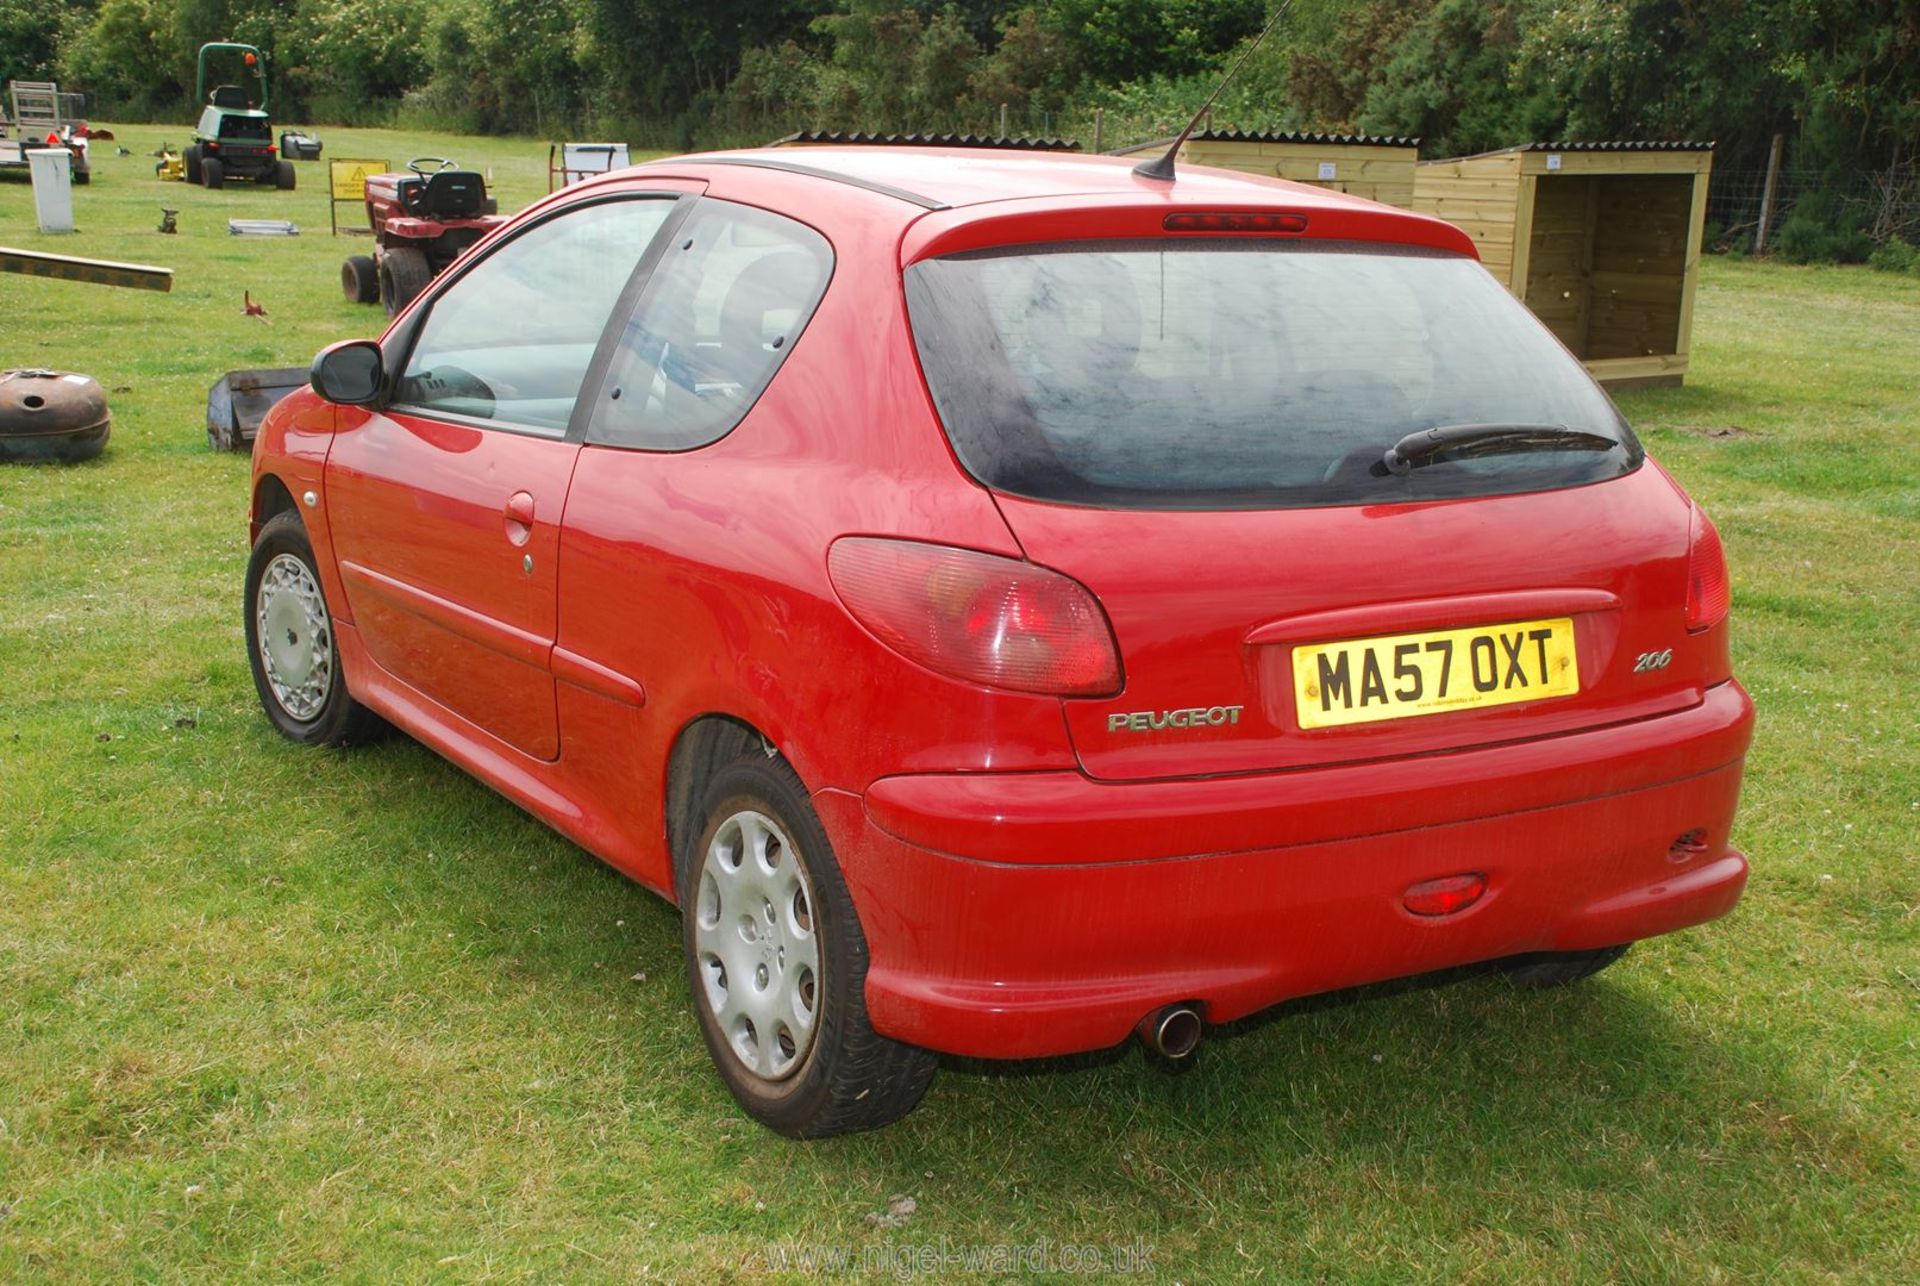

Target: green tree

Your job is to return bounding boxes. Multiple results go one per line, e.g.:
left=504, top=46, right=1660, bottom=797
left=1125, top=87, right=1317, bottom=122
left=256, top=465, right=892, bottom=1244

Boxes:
left=0, top=0, right=76, bottom=88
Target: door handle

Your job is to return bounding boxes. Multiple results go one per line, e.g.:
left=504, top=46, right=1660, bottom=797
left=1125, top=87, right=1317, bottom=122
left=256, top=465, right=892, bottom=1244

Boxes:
left=504, top=490, right=535, bottom=547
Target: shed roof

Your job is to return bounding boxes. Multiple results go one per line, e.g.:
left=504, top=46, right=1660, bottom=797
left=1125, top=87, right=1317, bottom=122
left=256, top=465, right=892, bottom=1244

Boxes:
left=1437, top=140, right=1716, bottom=162
left=1110, top=128, right=1419, bottom=156
left=771, top=130, right=1081, bottom=153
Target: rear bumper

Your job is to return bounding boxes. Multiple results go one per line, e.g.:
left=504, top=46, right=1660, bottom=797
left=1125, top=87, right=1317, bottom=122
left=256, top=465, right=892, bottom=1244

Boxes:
left=816, top=681, right=1753, bottom=1059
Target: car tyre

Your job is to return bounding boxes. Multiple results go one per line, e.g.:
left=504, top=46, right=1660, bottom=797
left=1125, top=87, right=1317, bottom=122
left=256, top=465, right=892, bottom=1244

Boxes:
left=680, top=755, right=936, bottom=1138
left=184, top=144, right=202, bottom=184
left=1501, top=944, right=1631, bottom=989
left=276, top=159, right=296, bottom=190
left=378, top=246, right=432, bottom=317
left=244, top=511, right=382, bottom=747
left=341, top=255, right=378, bottom=304
left=202, top=157, right=224, bottom=189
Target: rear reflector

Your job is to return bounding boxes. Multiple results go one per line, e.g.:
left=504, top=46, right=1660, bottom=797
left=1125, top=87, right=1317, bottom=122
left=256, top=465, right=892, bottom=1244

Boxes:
left=1685, top=506, right=1731, bottom=632
left=1669, top=829, right=1711, bottom=863
left=827, top=537, right=1123, bottom=697
left=1402, top=874, right=1487, bottom=917
left=1163, top=212, right=1308, bottom=234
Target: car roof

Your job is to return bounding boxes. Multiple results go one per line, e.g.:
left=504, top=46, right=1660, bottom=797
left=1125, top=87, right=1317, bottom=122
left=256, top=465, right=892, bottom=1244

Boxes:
left=611, top=146, right=1478, bottom=262
left=659, top=146, right=1394, bottom=214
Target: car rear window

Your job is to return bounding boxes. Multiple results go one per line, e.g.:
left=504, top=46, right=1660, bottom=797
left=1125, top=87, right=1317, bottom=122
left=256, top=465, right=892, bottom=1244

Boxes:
left=218, top=115, right=270, bottom=141
left=903, top=239, right=1641, bottom=510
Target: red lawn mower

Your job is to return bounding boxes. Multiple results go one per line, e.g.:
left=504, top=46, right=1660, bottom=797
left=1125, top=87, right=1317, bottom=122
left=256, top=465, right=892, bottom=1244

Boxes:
left=340, top=157, right=505, bottom=316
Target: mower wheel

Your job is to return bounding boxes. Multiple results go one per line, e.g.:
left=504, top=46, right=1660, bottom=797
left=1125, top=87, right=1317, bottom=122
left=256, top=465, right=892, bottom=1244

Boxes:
left=203, top=157, right=225, bottom=189
left=276, top=160, right=296, bottom=190
left=184, top=145, right=202, bottom=184
left=341, top=255, right=379, bottom=305
left=379, top=247, right=433, bottom=317
left=72, top=168, right=90, bottom=186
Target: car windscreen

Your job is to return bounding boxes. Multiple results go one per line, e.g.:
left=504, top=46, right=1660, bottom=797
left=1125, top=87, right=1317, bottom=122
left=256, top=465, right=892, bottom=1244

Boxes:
left=903, top=239, right=1641, bottom=510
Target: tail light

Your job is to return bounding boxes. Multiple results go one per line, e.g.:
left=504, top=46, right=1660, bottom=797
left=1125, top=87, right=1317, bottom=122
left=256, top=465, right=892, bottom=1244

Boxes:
left=827, top=537, right=1122, bottom=697
left=1685, top=506, right=1731, bottom=632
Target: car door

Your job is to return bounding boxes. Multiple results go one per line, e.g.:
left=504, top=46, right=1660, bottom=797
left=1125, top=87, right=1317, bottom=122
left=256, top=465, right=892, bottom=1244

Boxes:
left=325, top=191, right=689, bottom=760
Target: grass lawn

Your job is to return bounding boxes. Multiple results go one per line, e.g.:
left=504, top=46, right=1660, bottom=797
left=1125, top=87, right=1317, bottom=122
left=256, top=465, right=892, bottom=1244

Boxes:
left=2, top=123, right=1916, bottom=1281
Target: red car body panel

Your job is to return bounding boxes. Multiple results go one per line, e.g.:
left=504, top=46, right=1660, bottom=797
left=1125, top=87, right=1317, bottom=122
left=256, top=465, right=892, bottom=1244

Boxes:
left=251, top=148, right=1753, bottom=1059
left=327, top=411, right=579, bottom=760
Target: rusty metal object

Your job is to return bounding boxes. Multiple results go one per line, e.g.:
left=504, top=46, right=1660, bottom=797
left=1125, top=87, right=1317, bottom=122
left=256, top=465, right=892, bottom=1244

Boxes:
left=0, top=368, right=111, bottom=463
left=207, top=366, right=305, bottom=451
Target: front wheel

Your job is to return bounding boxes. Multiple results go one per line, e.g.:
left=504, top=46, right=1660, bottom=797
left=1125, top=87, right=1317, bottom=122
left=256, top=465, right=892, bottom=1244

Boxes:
left=378, top=246, right=432, bottom=317
left=184, top=144, right=202, bottom=184
left=681, top=756, right=935, bottom=1137
left=244, top=511, right=382, bottom=746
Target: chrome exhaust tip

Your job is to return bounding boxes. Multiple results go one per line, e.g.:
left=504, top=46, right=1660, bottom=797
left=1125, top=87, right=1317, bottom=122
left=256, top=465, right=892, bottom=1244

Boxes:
left=1137, top=1004, right=1204, bottom=1060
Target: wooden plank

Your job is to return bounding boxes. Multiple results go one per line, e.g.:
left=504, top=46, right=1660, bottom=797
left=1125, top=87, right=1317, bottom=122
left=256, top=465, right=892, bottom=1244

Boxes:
left=1258, top=143, right=1417, bottom=163
left=1438, top=217, right=1518, bottom=249
left=1408, top=176, right=1515, bottom=199
left=1521, top=150, right=1712, bottom=177
left=1357, top=182, right=1415, bottom=209
left=1415, top=195, right=1518, bottom=223
left=1586, top=353, right=1688, bottom=389
left=0, top=246, right=174, bottom=291
left=1674, top=167, right=1711, bottom=359
left=1506, top=174, right=1537, bottom=297
left=1271, top=156, right=1413, bottom=181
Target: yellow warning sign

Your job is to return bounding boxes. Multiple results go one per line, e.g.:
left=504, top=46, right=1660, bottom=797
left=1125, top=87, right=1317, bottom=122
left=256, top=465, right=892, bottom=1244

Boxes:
left=328, top=158, right=388, bottom=201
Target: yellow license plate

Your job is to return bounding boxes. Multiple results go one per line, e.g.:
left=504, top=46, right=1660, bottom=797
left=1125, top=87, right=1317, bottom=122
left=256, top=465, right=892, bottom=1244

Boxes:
left=1292, top=617, right=1580, bottom=729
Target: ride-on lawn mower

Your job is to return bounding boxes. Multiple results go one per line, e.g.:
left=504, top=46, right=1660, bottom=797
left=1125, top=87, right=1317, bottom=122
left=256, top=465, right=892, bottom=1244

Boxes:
left=340, top=158, right=504, bottom=316
left=183, top=43, right=294, bottom=191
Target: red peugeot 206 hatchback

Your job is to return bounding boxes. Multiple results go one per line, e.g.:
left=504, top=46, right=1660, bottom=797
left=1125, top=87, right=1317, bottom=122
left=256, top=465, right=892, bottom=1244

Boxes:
left=246, top=146, right=1752, bottom=1136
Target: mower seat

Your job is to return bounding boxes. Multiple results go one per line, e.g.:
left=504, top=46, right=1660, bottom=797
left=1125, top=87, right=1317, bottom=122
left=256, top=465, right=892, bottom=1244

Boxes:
left=399, top=171, right=486, bottom=219
left=209, top=85, right=249, bottom=109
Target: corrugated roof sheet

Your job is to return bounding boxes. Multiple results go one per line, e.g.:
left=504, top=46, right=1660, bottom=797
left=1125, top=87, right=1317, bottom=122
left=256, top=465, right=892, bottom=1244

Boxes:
left=1515, top=140, right=1715, bottom=153
left=1108, top=129, right=1419, bottom=156
left=1190, top=128, right=1420, bottom=148
left=771, top=130, right=1082, bottom=153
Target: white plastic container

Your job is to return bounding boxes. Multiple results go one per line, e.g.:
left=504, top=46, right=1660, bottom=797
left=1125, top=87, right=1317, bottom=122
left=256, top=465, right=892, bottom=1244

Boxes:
left=28, top=148, right=74, bottom=234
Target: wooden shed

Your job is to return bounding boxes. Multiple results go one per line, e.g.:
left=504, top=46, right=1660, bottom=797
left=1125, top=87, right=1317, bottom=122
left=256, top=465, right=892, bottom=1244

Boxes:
left=1113, top=129, right=1419, bottom=208
left=1413, top=141, right=1714, bottom=388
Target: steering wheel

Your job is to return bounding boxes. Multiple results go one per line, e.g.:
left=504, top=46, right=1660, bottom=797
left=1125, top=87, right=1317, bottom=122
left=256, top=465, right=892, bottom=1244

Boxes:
left=406, top=157, right=458, bottom=177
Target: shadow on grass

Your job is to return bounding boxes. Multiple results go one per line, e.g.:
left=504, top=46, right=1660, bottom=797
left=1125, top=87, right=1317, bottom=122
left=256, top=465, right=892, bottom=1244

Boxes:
left=158, top=729, right=1890, bottom=1242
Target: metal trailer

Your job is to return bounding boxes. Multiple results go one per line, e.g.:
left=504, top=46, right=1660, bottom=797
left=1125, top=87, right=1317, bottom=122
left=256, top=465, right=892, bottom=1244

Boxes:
left=0, top=81, right=91, bottom=183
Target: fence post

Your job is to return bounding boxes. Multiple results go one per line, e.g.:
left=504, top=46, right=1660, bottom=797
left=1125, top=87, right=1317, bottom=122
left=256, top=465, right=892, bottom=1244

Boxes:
left=1755, top=132, right=1784, bottom=255
left=999, top=103, right=1008, bottom=138
left=1094, top=108, right=1104, bottom=153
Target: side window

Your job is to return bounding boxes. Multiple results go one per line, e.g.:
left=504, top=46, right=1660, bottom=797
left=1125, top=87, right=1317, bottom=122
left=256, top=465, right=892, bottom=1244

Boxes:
left=395, top=198, right=675, bottom=432
left=587, top=201, right=832, bottom=451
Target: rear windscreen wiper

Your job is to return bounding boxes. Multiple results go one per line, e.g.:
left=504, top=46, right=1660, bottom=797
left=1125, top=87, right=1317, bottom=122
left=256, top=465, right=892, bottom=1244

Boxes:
left=1381, top=423, right=1619, bottom=476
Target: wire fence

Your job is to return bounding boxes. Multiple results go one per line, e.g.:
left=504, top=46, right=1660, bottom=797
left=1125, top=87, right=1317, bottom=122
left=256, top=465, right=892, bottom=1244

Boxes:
left=1706, top=164, right=1920, bottom=250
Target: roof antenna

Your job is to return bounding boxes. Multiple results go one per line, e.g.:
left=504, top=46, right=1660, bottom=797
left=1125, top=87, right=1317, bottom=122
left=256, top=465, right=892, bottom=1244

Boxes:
left=1134, top=0, right=1295, bottom=182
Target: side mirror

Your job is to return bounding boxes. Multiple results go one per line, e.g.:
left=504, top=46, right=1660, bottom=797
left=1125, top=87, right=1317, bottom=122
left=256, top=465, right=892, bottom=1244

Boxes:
left=310, top=339, right=384, bottom=406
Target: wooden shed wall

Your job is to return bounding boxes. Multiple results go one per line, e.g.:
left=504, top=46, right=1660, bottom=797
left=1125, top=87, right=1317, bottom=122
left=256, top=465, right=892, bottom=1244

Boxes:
left=1410, top=154, right=1524, bottom=285
left=1179, top=140, right=1419, bottom=208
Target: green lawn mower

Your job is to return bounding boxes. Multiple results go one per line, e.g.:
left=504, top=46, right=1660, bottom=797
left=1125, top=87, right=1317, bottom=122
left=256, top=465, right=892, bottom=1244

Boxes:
left=182, top=42, right=294, bottom=191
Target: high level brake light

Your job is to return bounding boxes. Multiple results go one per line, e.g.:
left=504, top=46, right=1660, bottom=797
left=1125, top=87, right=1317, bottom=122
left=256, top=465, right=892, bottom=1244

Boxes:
left=827, top=538, right=1123, bottom=697
left=1163, top=211, right=1308, bottom=234
left=1685, top=506, right=1731, bottom=632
